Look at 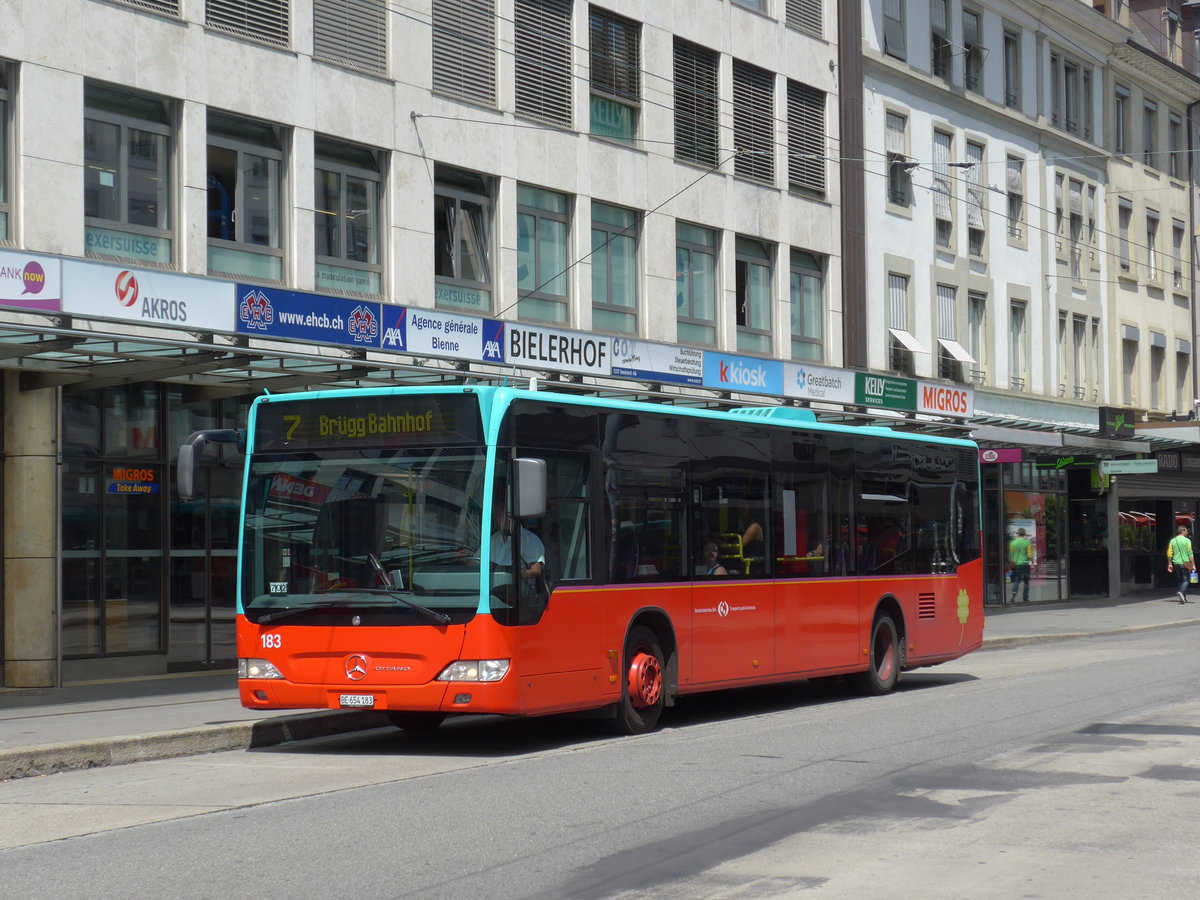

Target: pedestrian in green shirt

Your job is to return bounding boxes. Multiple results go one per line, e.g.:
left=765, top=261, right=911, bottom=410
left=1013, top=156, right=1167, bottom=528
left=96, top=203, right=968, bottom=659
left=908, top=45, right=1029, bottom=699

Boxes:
left=1167, top=525, right=1194, bottom=604
left=1008, top=527, right=1035, bottom=603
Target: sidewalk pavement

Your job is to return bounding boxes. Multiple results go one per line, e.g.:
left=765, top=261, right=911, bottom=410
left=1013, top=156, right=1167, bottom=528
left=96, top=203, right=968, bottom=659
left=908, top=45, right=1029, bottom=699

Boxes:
left=3, top=593, right=1199, bottom=781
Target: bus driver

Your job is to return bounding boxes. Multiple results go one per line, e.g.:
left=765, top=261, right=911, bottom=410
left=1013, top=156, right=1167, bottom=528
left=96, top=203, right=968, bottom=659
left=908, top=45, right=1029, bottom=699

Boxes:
left=490, top=500, right=545, bottom=600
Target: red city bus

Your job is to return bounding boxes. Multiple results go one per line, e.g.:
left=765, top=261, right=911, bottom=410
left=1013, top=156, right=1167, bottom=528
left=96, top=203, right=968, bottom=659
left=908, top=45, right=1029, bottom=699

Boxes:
left=179, top=385, right=984, bottom=734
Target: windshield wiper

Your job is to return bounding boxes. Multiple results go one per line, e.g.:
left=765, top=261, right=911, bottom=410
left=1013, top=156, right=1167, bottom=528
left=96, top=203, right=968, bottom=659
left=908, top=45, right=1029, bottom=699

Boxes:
left=320, top=587, right=453, bottom=626
left=256, top=601, right=359, bottom=625
left=255, top=593, right=452, bottom=627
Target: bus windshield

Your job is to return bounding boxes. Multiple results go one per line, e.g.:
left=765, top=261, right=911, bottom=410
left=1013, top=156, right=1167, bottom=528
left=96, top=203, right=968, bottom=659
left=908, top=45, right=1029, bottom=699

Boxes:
left=240, top=448, right=487, bottom=624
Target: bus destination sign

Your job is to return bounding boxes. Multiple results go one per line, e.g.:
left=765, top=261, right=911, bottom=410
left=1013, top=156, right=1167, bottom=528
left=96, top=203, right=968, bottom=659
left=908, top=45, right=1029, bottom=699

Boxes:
left=253, top=394, right=481, bottom=451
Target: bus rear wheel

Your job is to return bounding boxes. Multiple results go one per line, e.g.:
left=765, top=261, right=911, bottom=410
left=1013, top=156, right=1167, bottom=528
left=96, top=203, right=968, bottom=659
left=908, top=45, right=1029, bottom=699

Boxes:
left=852, top=613, right=900, bottom=696
left=615, top=625, right=665, bottom=734
left=387, top=712, right=446, bottom=732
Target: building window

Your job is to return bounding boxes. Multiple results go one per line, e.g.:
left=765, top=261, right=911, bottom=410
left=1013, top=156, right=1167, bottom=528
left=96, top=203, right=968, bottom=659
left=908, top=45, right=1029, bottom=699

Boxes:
left=676, top=222, right=717, bottom=347
left=1173, top=219, right=1185, bottom=290
left=1049, top=50, right=1086, bottom=137
left=1070, top=315, right=1087, bottom=399
left=883, top=0, right=906, bottom=61
left=1169, top=112, right=1183, bottom=178
left=1003, top=30, right=1020, bottom=108
left=514, top=0, right=572, bottom=128
left=1068, top=179, right=1083, bottom=281
left=931, top=0, right=951, bottom=81
left=1177, top=344, right=1191, bottom=413
left=674, top=39, right=719, bottom=167
left=733, top=60, right=775, bottom=184
left=963, top=10, right=982, bottom=92
left=1118, top=199, right=1132, bottom=273
left=1151, top=339, right=1166, bottom=410
left=1122, top=335, right=1138, bottom=405
left=207, top=111, right=284, bottom=282
left=1009, top=301, right=1027, bottom=390
left=787, top=81, right=825, bottom=197
left=435, top=165, right=493, bottom=313
left=965, top=141, right=984, bottom=257
left=591, top=202, right=638, bottom=334
left=206, top=0, right=289, bottom=48
left=0, top=65, right=8, bottom=241
left=314, top=137, right=382, bottom=297
left=1082, top=69, right=1093, bottom=141
left=589, top=8, right=640, bottom=144
left=1114, top=84, right=1130, bottom=155
left=432, top=0, right=496, bottom=107
left=785, top=0, right=822, bottom=37
left=736, top=237, right=772, bottom=354
left=732, top=0, right=767, bottom=11
left=1146, top=210, right=1160, bottom=281
left=932, top=130, right=953, bottom=248
left=313, top=0, right=386, bottom=75
left=888, top=273, right=922, bottom=375
left=517, top=184, right=569, bottom=323
left=790, top=250, right=824, bottom=361
left=886, top=113, right=912, bottom=207
left=968, top=291, right=987, bottom=384
left=1006, top=156, right=1024, bottom=239
left=936, top=284, right=972, bottom=382
left=1144, top=99, right=1158, bottom=168
left=84, top=83, right=173, bottom=268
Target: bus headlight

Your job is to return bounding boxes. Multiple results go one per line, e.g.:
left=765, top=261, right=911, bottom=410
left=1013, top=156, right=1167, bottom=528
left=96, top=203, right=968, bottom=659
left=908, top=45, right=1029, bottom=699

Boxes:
left=436, top=659, right=510, bottom=682
left=239, top=658, right=285, bottom=679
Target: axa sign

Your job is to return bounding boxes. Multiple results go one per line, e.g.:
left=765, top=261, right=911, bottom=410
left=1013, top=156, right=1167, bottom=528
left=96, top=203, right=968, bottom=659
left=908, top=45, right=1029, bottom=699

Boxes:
left=702, top=353, right=783, bottom=396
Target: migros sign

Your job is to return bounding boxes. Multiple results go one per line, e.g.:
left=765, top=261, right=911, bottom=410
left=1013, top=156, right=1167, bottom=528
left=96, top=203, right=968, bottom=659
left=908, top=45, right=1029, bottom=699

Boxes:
left=918, top=384, right=972, bottom=416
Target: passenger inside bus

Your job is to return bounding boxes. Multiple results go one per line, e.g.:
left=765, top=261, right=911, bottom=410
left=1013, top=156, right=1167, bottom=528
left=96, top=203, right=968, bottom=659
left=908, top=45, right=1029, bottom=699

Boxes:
left=700, top=539, right=728, bottom=576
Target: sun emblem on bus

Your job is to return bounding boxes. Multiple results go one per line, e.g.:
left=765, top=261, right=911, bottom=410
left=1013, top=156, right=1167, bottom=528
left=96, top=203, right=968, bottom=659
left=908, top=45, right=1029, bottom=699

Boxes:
left=345, top=655, right=368, bottom=681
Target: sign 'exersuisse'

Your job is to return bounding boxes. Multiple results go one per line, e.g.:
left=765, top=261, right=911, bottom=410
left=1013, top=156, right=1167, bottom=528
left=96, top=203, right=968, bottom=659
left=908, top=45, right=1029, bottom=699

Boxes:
left=253, top=394, right=482, bottom=451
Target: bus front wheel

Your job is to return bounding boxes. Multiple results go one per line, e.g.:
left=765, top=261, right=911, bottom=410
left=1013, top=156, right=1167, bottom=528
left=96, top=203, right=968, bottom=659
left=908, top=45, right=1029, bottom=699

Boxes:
left=852, top=613, right=900, bottom=696
left=615, top=625, right=665, bottom=734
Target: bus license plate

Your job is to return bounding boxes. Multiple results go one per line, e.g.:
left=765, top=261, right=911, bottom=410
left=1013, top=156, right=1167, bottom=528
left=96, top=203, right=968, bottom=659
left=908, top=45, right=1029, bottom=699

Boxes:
left=339, top=694, right=375, bottom=708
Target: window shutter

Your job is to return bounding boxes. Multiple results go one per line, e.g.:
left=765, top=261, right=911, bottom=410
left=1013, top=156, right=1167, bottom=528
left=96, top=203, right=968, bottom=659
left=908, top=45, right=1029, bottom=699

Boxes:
left=1006, top=158, right=1023, bottom=191
left=888, top=274, right=909, bottom=329
left=788, top=81, right=825, bottom=195
left=432, top=0, right=497, bottom=106
left=206, top=0, right=289, bottom=48
left=514, top=0, right=573, bottom=128
left=937, top=285, right=956, bottom=339
left=733, top=61, right=775, bottom=183
left=590, top=10, right=640, bottom=102
left=675, top=39, right=720, bottom=167
left=963, top=11, right=979, bottom=45
left=115, top=0, right=180, bottom=15
left=785, top=0, right=822, bottom=37
left=1068, top=180, right=1083, bottom=215
left=886, top=113, right=906, bottom=153
left=931, top=0, right=947, bottom=35
left=314, top=0, right=387, bottom=76
left=933, top=131, right=952, bottom=220
left=966, top=143, right=984, bottom=228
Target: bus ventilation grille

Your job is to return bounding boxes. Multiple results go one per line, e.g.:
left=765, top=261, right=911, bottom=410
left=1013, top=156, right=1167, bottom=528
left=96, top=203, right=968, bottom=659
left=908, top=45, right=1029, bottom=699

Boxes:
left=918, top=594, right=937, bottom=619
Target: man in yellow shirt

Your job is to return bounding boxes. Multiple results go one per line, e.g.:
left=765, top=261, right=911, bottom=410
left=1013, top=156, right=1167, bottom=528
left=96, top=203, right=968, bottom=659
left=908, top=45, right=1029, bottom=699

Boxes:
left=1167, top=525, right=1194, bottom=604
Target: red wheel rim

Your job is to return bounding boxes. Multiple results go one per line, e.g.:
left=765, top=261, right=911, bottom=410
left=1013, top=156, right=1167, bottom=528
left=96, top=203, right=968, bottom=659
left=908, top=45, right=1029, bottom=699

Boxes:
left=627, top=650, right=662, bottom=709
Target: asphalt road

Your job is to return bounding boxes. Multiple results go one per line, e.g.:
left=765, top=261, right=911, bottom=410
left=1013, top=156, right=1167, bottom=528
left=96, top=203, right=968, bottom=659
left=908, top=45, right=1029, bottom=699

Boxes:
left=4, top=627, right=1200, bottom=899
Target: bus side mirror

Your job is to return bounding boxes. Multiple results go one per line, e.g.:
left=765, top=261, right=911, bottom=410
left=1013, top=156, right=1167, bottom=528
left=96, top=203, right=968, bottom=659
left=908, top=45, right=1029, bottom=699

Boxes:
left=513, top=457, right=547, bottom=519
left=177, top=429, right=243, bottom=501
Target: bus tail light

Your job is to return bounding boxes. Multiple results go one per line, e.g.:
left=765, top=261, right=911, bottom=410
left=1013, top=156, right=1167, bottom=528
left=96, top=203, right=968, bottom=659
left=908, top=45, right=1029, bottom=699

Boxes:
left=436, top=659, right=510, bottom=682
left=239, top=658, right=285, bottom=679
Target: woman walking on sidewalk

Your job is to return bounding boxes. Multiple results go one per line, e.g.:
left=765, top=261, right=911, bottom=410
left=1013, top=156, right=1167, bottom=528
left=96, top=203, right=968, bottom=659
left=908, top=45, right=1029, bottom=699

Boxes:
left=1167, top=525, right=1195, bottom=603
